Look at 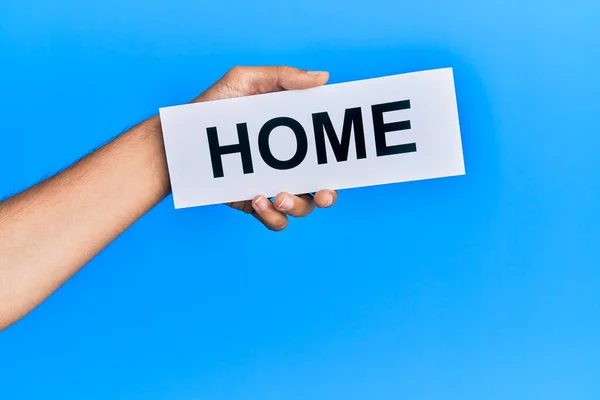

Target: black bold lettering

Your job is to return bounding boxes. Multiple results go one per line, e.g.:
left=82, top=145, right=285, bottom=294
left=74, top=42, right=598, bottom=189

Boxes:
left=206, top=123, right=254, bottom=178
left=258, top=117, right=308, bottom=170
left=312, top=107, right=367, bottom=165
left=371, top=100, right=416, bottom=157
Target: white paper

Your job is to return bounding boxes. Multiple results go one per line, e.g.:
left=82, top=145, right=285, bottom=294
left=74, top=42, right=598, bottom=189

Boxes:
left=159, top=68, right=465, bottom=209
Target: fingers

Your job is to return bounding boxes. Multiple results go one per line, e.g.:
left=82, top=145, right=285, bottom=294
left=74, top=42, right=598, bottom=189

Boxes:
left=251, top=190, right=337, bottom=231
left=273, top=192, right=315, bottom=217
left=314, top=190, right=337, bottom=208
left=251, top=195, right=288, bottom=231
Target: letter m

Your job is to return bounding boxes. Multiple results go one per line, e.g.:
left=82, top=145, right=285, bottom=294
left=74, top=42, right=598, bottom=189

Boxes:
left=312, top=107, right=367, bottom=165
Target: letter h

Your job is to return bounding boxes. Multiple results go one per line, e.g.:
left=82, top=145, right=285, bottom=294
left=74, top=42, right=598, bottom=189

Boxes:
left=206, top=123, right=254, bottom=178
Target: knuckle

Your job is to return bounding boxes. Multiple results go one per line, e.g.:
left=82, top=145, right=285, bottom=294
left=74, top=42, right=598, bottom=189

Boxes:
left=293, top=203, right=313, bottom=218
left=226, top=66, right=246, bottom=78
left=301, top=204, right=316, bottom=217
left=268, top=218, right=288, bottom=232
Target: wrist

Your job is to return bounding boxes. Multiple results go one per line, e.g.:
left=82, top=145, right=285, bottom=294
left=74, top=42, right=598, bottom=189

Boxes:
left=127, top=114, right=172, bottom=198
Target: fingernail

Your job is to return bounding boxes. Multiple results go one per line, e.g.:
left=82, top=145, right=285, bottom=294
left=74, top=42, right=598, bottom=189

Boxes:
left=276, top=194, right=293, bottom=211
left=307, top=70, right=326, bottom=75
left=324, top=192, right=334, bottom=207
left=253, top=196, right=269, bottom=211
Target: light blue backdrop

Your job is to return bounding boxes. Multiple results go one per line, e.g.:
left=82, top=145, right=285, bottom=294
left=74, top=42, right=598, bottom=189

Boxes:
left=1, top=1, right=599, bottom=399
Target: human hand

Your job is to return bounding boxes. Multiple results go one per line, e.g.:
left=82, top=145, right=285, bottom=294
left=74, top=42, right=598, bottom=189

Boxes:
left=191, top=66, right=338, bottom=231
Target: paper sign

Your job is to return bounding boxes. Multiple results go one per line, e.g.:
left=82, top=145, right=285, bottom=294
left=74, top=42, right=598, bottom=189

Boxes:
left=159, top=68, right=464, bottom=208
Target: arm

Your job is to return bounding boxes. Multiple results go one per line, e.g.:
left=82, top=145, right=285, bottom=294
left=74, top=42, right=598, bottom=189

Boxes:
left=0, top=116, right=168, bottom=330
left=0, top=66, right=337, bottom=330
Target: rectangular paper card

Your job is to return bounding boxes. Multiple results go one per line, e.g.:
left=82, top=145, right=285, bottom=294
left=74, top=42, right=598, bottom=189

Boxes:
left=159, top=67, right=465, bottom=208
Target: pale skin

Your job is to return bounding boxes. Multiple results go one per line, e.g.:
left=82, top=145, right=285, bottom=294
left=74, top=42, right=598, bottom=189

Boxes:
left=0, top=66, right=338, bottom=331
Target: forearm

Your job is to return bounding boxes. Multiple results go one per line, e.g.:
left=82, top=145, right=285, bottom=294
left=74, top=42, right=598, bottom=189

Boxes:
left=0, top=115, right=169, bottom=330
left=0, top=66, right=336, bottom=331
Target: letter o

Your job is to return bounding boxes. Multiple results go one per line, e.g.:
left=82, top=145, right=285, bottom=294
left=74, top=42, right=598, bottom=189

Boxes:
left=258, top=117, right=308, bottom=170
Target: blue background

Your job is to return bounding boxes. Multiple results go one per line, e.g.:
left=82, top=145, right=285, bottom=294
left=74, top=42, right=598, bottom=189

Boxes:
left=1, top=1, right=599, bottom=399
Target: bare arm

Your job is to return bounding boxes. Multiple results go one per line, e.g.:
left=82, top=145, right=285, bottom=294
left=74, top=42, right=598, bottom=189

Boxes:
left=0, top=66, right=338, bottom=330
left=0, top=116, right=169, bottom=329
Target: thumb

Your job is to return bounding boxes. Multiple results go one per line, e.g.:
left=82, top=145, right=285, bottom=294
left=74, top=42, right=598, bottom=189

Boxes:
left=267, top=66, right=329, bottom=90
left=227, top=66, right=329, bottom=93
left=194, top=66, right=329, bottom=103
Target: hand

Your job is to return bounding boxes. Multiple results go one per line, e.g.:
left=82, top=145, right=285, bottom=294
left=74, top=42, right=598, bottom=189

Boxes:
left=191, top=66, right=338, bottom=231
